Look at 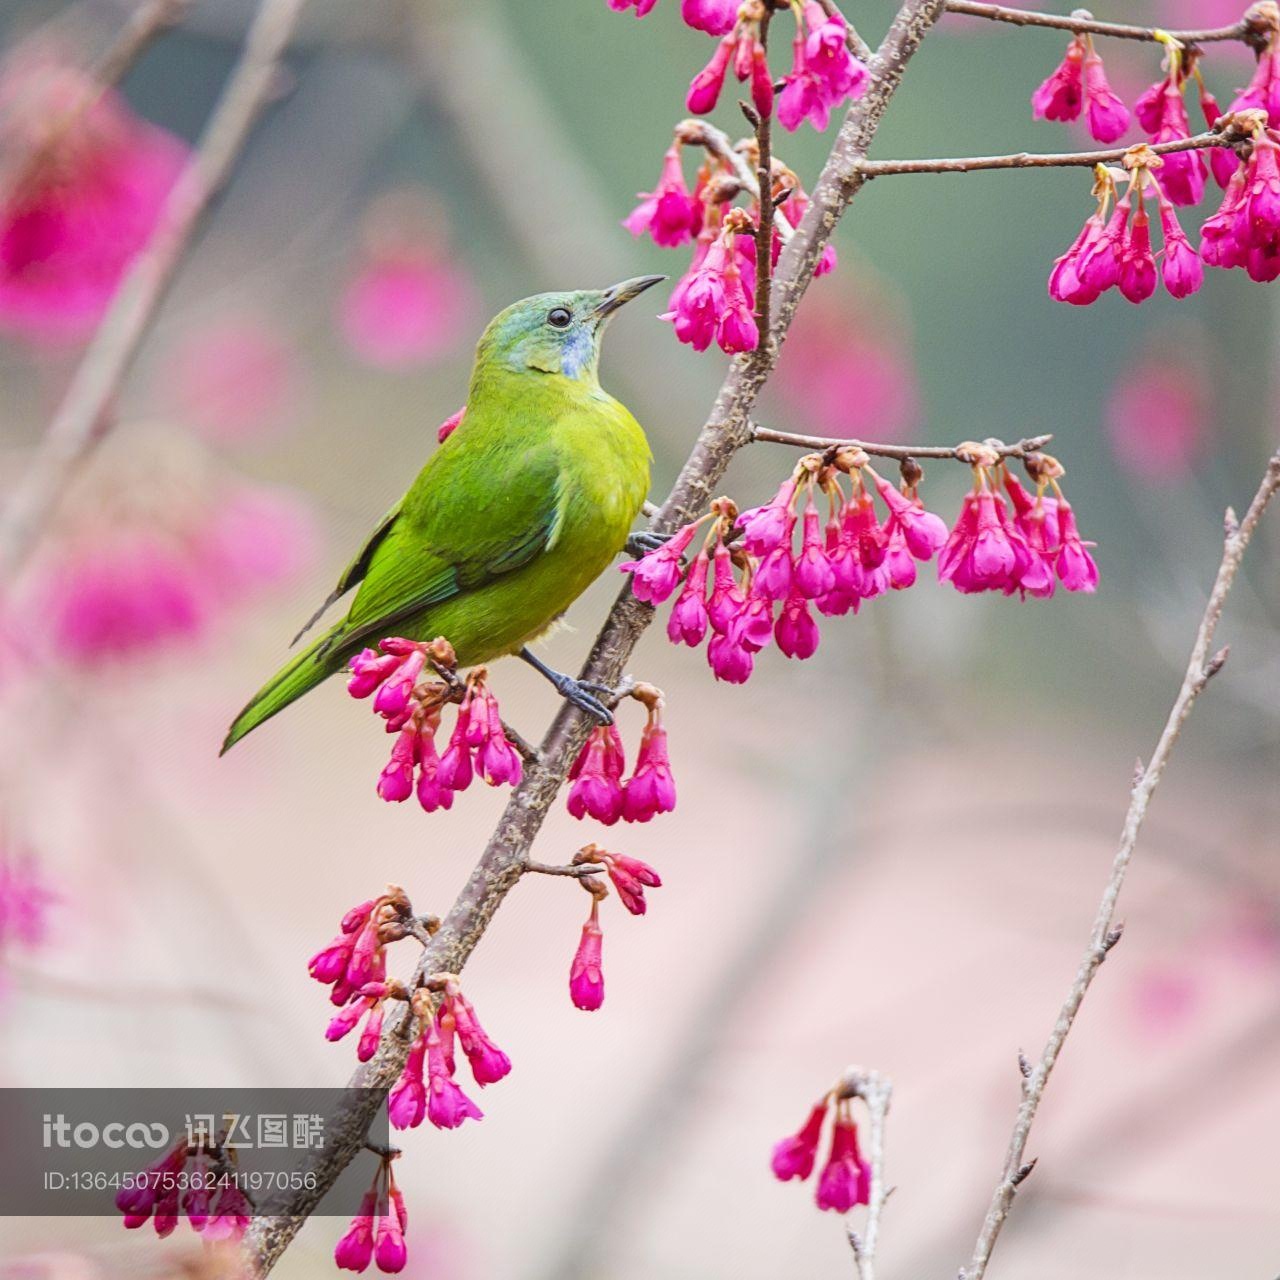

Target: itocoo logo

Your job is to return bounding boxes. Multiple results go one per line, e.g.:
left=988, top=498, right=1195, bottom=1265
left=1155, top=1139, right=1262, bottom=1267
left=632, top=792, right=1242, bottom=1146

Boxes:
left=42, top=1115, right=170, bottom=1150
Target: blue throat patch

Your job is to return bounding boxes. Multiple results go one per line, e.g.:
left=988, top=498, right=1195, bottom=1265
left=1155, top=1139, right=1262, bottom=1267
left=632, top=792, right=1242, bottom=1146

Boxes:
left=559, top=328, right=594, bottom=380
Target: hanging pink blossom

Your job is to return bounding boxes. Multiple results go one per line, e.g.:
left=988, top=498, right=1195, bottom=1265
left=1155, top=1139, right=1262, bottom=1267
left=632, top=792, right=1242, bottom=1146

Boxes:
left=623, top=145, right=703, bottom=247
left=569, top=901, right=606, bottom=1011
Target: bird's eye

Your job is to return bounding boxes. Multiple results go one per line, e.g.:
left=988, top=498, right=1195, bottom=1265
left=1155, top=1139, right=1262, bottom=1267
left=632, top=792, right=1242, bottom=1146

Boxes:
left=547, top=307, right=572, bottom=328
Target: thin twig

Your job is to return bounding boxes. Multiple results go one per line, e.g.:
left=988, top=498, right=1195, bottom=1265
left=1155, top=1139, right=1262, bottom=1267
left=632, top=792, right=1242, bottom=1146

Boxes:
left=751, top=425, right=1053, bottom=461
left=837, top=1068, right=894, bottom=1280
left=0, top=0, right=309, bottom=582
left=856, top=129, right=1233, bottom=177
left=523, top=861, right=607, bottom=879
left=942, top=0, right=1256, bottom=46
left=241, top=2, right=950, bottom=1272
left=959, top=450, right=1280, bottom=1280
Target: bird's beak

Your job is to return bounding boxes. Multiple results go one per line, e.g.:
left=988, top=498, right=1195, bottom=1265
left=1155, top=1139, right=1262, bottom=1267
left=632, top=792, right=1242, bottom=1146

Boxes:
left=593, top=274, right=667, bottom=319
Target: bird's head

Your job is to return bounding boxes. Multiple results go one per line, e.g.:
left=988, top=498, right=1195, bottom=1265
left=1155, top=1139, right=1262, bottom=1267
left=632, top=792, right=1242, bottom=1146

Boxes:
left=476, top=275, right=665, bottom=382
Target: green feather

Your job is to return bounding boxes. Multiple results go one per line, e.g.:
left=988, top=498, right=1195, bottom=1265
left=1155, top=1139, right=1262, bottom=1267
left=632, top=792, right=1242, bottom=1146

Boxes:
left=223, top=281, right=658, bottom=753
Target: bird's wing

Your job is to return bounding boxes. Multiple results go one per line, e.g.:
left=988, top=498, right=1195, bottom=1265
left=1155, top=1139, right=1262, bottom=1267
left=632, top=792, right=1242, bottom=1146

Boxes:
left=289, top=498, right=404, bottom=645
left=335, top=442, right=565, bottom=645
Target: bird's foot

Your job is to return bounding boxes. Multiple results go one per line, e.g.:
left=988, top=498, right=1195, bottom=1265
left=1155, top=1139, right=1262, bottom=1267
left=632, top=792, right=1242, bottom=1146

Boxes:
left=549, top=673, right=615, bottom=725
left=518, top=647, right=616, bottom=725
left=625, top=530, right=672, bottom=559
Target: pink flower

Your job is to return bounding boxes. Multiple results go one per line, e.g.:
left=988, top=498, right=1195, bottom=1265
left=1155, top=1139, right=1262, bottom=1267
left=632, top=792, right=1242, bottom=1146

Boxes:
left=687, top=36, right=734, bottom=114
left=621, top=520, right=699, bottom=603
left=1049, top=210, right=1107, bottom=304
left=621, top=717, right=677, bottom=822
left=377, top=728, right=418, bottom=803
left=707, top=540, right=747, bottom=634
left=608, top=0, right=660, bottom=15
left=570, top=903, right=606, bottom=1011
left=466, top=682, right=523, bottom=787
left=1032, top=38, right=1085, bottom=122
left=1117, top=201, right=1157, bottom=304
left=1082, top=50, right=1130, bottom=143
left=667, top=549, right=711, bottom=645
left=718, top=256, right=759, bottom=353
left=448, top=986, right=512, bottom=1087
left=748, top=43, right=774, bottom=119
left=801, top=3, right=867, bottom=103
left=436, top=708, right=474, bottom=794
left=938, top=491, right=1028, bottom=594
left=793, top=500, right=836, bottom=598
left=1077, top=194, right=1129, bottom=295
left=779, top=34, right=832, bottom=132
left=1055, top=498, right=1099, bottom=592
left=599, top=850, right=662, bottom=916
left=0, top=56, right=188, bottom=345
left=623, top=146, right=702, bottom=248
left=568, top=724, right=627, bottom=825
left=664, top=218, right=759, bottom=355
left=308, top=892, right=404, bottom=1012
left=1198, top=86, right=1238, bottom=189
left=1148, top=82, right=1205, bottom=207
left=775, top=590, right=820, bottom=659
left=388, top=1039, right=428, bottom=1130
left=778, top=5, right=868, bottom=133
left=1001, top=471, right=1057, bottom=599
left=738, top=477, right=799, bottom=556
left=426, top=1015, right=484, bottom=1129
left=771, top=1101, right=829, bottom=1182
left=707, top=630, right=754, bottom=682
left=871, top=472, right=948, bottom=560
left=334, top=1191, right=377, bottom=1272
left=351, top=653, right=521, bottom=807
left=681, top=0, right=737, bottom=36
left=1224, top=36, right=1280, bottom=125
left=753, top=543, right=793, bottom=601
left=815, top=1116, right=871, bottom=1212
left=1158, top=197, right=1203, bottom=298
left=1201, top=167, right=1249, bottom=271
left=374, top=1206, right=408, bottom=1274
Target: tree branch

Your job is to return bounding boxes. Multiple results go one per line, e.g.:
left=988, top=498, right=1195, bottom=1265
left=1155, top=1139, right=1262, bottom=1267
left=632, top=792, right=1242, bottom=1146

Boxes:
left=857, top=129, right=1234, bottom=178
left=838, top=1068, right=893, bottom=1280
left=959, top=449, right=1280, bottom=1280
left=942, top=0, right=1256, bottom=46
left=241, top=0, right=950, bottom=1272
left=0, top=0, right=309, bottom=583
left=751, top=426, right=1053, bottom=461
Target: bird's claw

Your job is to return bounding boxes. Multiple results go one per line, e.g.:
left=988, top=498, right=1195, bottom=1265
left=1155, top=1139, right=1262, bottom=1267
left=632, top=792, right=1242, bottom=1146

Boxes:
left=552, top=675, right=614, bottom=725
left=625, top=530, right=672, bottom=558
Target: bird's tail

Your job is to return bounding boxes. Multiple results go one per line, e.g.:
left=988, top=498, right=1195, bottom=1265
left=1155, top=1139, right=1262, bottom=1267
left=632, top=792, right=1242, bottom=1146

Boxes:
left=221, top=622, right=354, bottom=754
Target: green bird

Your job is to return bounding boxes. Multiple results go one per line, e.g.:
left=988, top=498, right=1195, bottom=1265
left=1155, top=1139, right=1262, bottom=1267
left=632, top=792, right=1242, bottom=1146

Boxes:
left=221, top=275, right=667, bottom=755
